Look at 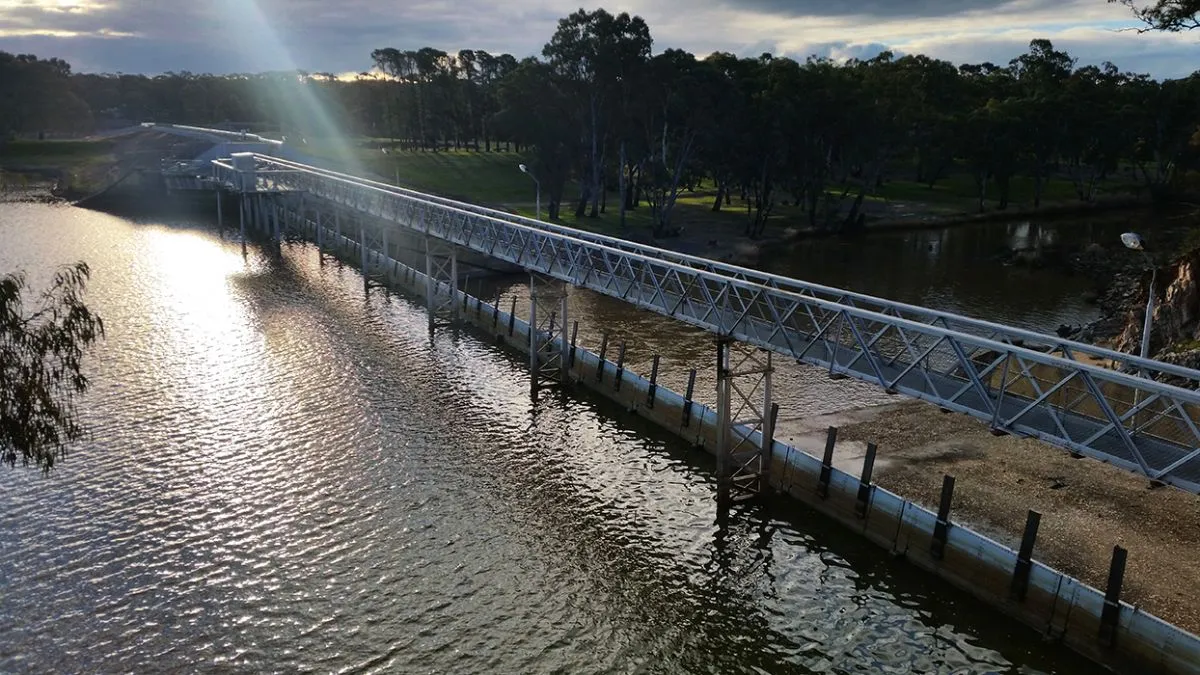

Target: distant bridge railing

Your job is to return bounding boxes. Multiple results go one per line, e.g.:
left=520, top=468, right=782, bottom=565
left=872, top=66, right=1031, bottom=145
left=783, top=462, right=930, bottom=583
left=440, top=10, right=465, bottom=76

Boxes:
left=212, top=154, right=1200, bottom=493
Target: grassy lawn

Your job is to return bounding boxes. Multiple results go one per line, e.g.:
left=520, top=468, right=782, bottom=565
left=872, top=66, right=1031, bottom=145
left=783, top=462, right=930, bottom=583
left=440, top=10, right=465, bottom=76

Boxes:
left=0, top=139, right=115, bottom=164
left=0, top=139, right=118, bottom=194
left=256, top=136, right=1159, bottom=243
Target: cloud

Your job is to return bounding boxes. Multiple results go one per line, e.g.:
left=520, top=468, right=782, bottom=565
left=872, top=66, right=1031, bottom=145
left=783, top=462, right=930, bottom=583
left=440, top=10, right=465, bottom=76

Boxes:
left=0, top=0, right=1195, bottom=78
left=708, top=0, right=1041, bottom=19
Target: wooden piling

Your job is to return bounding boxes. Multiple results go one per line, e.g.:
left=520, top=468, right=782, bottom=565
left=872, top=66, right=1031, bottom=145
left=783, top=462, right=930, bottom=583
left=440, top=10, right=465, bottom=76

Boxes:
left=931, top=475, right=956, bottom=560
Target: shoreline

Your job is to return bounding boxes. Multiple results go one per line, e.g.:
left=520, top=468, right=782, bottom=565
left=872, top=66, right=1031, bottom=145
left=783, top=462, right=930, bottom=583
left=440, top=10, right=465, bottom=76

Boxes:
left=631, top=194, right=1153, bottom=267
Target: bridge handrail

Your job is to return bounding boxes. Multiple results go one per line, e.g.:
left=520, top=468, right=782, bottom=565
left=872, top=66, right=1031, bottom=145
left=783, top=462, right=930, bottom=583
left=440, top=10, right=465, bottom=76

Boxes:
left=151, top=124, right=285, bottom=146
left=249, top=153, right=1200, bottom=388
left=228, top=156, right=1200, bottom=401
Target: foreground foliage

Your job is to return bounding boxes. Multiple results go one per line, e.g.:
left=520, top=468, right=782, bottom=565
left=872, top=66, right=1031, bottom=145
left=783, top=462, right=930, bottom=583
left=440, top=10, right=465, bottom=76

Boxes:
left=0, top=262, right=104, bottom=471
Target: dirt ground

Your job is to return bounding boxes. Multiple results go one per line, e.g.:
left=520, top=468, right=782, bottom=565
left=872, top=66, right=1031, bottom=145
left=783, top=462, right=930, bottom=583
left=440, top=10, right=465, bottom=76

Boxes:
left=785, top=400, right=1200, bottom=635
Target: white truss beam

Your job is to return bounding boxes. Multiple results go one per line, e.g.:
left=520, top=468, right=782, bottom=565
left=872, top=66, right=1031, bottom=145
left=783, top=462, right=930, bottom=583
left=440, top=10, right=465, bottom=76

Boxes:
left=211, top=155, right=1200, bottom=493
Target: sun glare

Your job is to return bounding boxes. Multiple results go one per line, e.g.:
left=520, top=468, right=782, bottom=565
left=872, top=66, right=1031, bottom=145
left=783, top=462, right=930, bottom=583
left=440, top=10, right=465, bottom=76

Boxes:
left=214, top=0, right=364, bottom=175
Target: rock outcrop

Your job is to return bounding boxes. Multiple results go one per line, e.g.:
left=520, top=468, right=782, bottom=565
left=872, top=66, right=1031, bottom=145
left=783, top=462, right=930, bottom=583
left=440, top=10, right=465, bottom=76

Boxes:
left=1102, top=248, right=1200, bottom=368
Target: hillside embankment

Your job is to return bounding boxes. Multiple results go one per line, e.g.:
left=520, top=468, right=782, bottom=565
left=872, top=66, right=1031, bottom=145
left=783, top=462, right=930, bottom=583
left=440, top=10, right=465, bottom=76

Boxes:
left=0, top=132, right=209, bottom=202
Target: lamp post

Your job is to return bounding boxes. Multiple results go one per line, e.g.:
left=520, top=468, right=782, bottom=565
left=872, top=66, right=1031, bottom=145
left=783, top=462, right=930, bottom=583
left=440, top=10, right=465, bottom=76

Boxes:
left=1121, top=232, right=1155, bottom=363
left=518, top=163, right=541, bottom=220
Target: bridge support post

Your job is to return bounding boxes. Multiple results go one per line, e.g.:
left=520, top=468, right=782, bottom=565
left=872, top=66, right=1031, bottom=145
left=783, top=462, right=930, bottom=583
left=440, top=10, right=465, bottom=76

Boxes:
left=216, top=189, right=223, bottom=229
left=297, top=194, right=306, bottom=238
left=716, top=338, right=774, bottom=503
left=425, top=236, right=458, bottom=330
left=359, top=223, right=369, bottom=287
left=231, top=152, right=256, bottom=247
left=529, top=274, right=569, bottom=392
left=238, top=194, right=246, bottom=240
left=380, top=226, right=389, bottom=279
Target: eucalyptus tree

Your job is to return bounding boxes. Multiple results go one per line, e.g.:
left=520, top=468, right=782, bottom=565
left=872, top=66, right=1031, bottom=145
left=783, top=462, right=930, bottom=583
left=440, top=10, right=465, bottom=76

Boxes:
left=635, top=49, right=722, bottom=235
left=1113, top=0, right=1200, bottom=30
left=543, top=8, right=652, bottom=218
left=494, top=59, right=579, bottom=220
left=1009, top=39, right=1076, bottom=206
left=1, top=263, right=105, bottom=473
left=0, top=53, right=91, bottom=136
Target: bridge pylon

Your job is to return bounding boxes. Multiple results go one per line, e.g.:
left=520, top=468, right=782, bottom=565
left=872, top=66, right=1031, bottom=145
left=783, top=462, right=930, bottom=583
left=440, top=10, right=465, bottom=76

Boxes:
left=530, top=274, right=569, bottom=392
left=425, top=236, right=458, bottom=331
left=716, top=339, right=775, bottom=502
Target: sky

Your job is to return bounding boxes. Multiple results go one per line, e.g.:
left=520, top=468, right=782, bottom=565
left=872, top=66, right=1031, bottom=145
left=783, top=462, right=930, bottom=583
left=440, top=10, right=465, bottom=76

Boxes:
left=0, top=0, right=1197, bottom=78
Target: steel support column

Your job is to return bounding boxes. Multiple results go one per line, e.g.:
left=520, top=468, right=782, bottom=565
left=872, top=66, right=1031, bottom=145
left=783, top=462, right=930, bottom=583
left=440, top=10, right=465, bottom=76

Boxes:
left=716, top=339, right=774, bottom=502
left=381, top=225, right=389, bottom=280
left=296, top=194, right=306, bottom=238
left=238, top=193, right=246, bottom=240
left=530, top=274, right=569, bottom=391
left=359, top=222, right=369, bottom=285
left=358, top=219, right=387, bottom=278
left=425, top=236, right=458, bottom=330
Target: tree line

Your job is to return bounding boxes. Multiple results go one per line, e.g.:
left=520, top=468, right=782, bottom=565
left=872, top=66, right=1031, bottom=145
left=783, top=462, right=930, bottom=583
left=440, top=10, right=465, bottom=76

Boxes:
left=4, top=5, right=1200, bottom=236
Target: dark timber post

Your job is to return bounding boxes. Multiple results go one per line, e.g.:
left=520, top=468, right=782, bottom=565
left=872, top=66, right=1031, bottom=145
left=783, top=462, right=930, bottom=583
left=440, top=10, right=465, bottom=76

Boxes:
left=1099, top=546, right=1128, bottom=647
left=614, top=342, right=627, bottom=391
left=931, top=475, right=956, bottom=560
left=763, top=401, right=779, bottom=482
left=597, top=334, right=610, bottom=383
left=817, top=427, right=837, bottom=499
left=569, top=321, right=579, bottom=368
left=359, top=223, right=369, bottom=289
left=238, top=194, right=247, bottom=256
left=682, top=369, right=697, bottom=427
left=854, top=442, right=878, bottom=518
left=647, top=355, right=660, bottom=408
left=1009, top=510, right=1041, bottom=601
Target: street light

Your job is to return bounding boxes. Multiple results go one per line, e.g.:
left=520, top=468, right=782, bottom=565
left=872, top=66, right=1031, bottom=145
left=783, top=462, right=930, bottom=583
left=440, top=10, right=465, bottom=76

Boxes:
left=518, top=163, right=541, bottom=221
left=1121, top=232, right=1155, bottom=363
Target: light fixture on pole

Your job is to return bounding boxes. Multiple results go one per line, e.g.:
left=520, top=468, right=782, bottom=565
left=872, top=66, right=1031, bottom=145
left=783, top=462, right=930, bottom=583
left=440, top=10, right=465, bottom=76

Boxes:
left=518, top=163, right=541, bottom=221
left=1121, top=232, right=1155, bottom=363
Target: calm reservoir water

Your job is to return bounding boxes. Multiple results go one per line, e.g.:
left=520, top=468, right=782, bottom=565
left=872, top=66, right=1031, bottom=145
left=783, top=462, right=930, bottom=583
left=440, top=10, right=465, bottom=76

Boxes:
left=0, top=203, right=1107, bottom=673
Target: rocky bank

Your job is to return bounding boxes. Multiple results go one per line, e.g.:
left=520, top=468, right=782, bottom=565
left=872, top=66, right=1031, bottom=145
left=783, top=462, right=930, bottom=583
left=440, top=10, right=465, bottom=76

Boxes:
left=1080, top=234, right=1200, bottom=378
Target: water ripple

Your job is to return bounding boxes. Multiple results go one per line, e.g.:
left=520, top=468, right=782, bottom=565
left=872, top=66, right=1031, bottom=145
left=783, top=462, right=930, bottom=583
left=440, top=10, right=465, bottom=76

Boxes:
left=0, top=205, right=1098, bottom=674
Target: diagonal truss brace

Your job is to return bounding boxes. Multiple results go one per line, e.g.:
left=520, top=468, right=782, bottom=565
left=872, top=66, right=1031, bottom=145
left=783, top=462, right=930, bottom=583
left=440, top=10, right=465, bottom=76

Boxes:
left=530, top=274, right=569, bottom=390
left=716, top=339, right=774, bottom=501
left=425, top=236, right=458, bottom=330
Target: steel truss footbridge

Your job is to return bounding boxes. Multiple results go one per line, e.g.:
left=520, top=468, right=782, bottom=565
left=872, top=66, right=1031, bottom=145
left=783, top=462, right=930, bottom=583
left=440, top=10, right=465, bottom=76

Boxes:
left=201, top=149, right=1200, bottom=497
